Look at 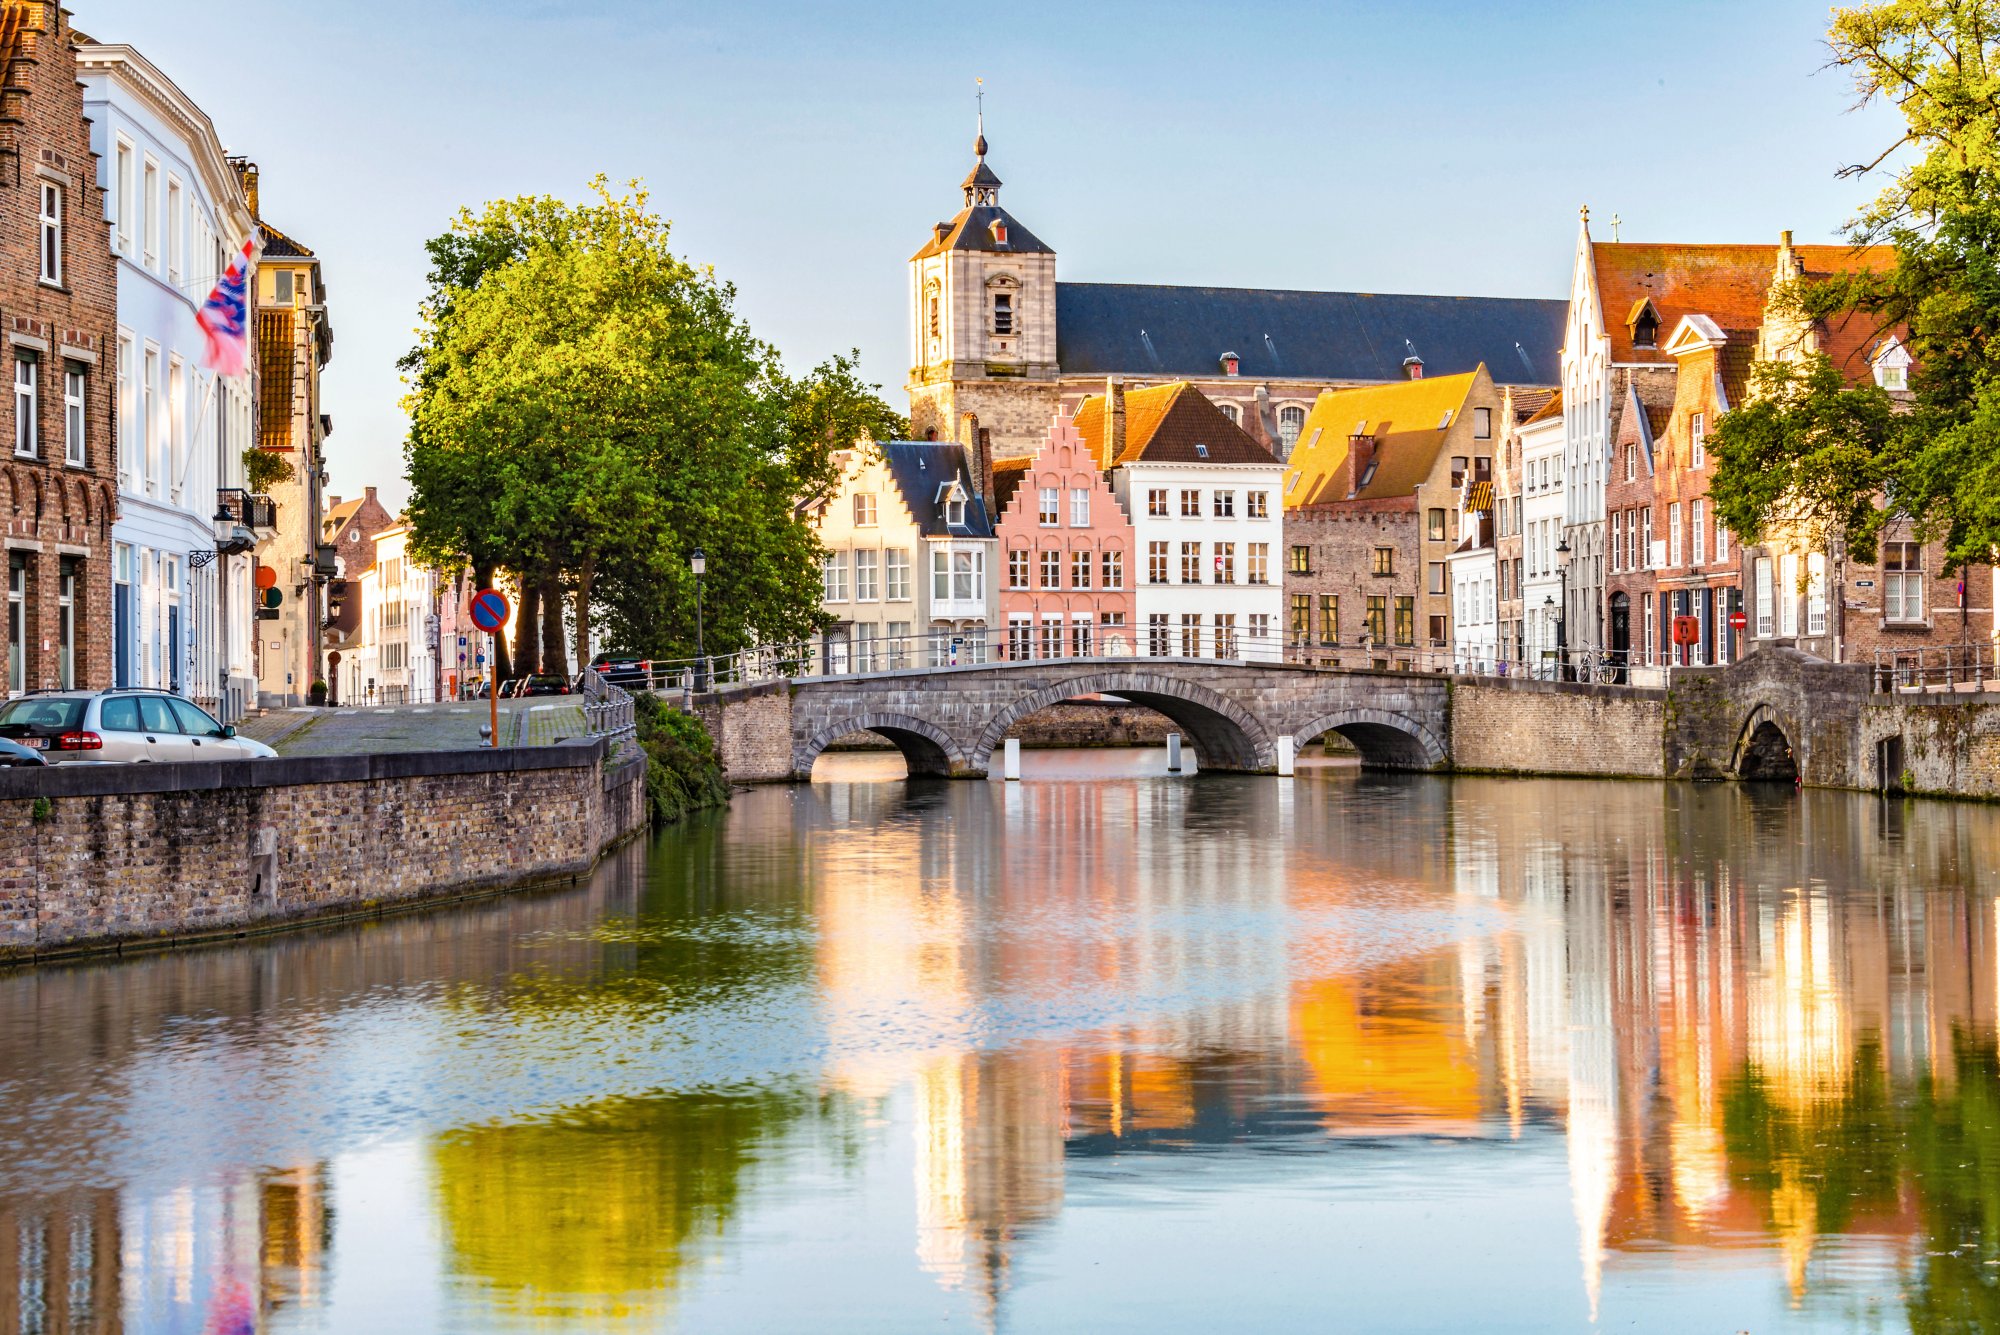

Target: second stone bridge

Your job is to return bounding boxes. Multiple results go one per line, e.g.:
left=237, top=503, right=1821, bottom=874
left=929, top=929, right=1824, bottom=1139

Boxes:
left=785, top=659, right=1453, bottom=778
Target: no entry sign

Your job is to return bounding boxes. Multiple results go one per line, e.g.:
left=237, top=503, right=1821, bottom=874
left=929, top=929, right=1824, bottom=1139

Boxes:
left=469, top=588, right=511, bottom=633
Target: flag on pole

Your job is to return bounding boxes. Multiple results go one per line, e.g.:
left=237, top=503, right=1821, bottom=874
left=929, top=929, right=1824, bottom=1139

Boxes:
left=196, top=237, right=257, bottom=377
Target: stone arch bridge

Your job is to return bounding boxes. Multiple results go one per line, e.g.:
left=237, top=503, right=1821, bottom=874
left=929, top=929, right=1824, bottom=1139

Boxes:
left=781, top=660, right=1452, bottom=779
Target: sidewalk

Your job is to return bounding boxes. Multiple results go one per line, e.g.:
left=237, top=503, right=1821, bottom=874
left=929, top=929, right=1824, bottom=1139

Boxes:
left=236, top=700, right=587, bottom=757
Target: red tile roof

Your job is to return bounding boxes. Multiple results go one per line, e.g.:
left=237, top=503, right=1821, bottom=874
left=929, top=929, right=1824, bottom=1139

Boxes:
left=1592, top=244, right=1774, bottom=364
left=1072, top=382, right=1278, bottom=470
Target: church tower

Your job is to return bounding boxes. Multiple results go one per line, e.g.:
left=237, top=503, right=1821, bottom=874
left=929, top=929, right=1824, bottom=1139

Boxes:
left=907, top=108, right=1060, bottom=468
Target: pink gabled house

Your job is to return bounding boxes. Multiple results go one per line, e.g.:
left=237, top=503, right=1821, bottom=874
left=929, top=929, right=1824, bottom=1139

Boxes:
left=993, top=413, right=1137, bottom=659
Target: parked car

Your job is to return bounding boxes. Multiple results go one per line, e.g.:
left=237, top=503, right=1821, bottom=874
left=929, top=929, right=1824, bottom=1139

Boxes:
left=518, top=674, right=573, bottom=697
left=0, top=736, right=44, bottom=766
left=589, top=653, right=652, bottom=688
left=497, top=678, right=524, bottom=699
left=0, top=690, right=277, bottom=763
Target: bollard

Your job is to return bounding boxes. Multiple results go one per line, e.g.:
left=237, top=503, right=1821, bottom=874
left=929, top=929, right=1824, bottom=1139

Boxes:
left=1004, top=737, right=1021, bottom=781
left=1277, top=735, right=1296, bottom=777
left=1167, top=733, right=1183, bottom=773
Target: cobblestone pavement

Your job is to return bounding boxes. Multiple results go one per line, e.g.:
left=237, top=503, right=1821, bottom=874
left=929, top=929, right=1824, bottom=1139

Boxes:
left=236, top=700, right=591, bottom=757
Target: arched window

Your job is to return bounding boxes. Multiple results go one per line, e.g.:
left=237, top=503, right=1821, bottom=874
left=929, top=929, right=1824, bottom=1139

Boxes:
left=926, top=280, right=941, bottom=339
left=1218, top=402, right=1241, bottom=426
left=1278, top=406, right=1307, bottom=454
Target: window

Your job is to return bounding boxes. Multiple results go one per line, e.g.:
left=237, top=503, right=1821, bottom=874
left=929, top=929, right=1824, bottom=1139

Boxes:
left=1428, top=561, right=1446, bottom=595
left=166, top=179, right=183, bottom=284
left=1290, top=593, right=1310, bottom=644
left=1008, top=614, right=1033, bottom=661
left=168, top=358, right=184, bottom=501
left=993, top=292, right=1013, bottom=334
left=1625, top=444, right=1636, bottom=482
left=63, top=365, right=83, bottom=467
left=1180, top=489, right=1201, bottom=518
left=1669, top=502, right=1682, bottom=567
left=1365, top=595, right=1387, bottom=644
left=1148, top=541, right=1168, bottom=584
left=887, top=620, right=912, bottom=667
left=1247, top=543, right=1269, bottom=585
left=944, top=491, right=966, bottom=528
left=885, top=549, right=911, bottom=600
left=1290, top=545, right=1312, bottom=575
left=1474, top=406, right=1492, bottom=439
left=1755, top=557, right=1775, bottom=637
left=1807, top=552, right=1828, bottom=635
left=274, top=268, right=294, bottom=305
left=1214, top=614, right=1237, bottom=659
left=1611, top=510, right=1623, bottom=573
left=1318, top=595, right=1339, bottom=645
left=927, top=282, right=941, bottom=339
left=1039, top=487, right=1060, bottom=526
left=1070, top=488, right=1089, bottom=527
left=930, top=547, right=983, bottom=601
left=1879, top=361, right=1908, bottom=391
left=1148, top=614, right=1171, bottom=657
left=1278, top=406, right=1306, bottom=454
left=1716, top=522, right=1728, bottom=564
left=1071, top=550, right=1092, bottom=589
left=1214, top=542, right=1235, bottom=584
left=38, top=184, right=61, bottom=286
left=821, top=552, right=847, bottom=602
left=853, top=493, right=878, bottom=527
left=1008, top=548, right=1029, bottom=590
left=142, top=347, right=157, bottom=491
left=116, top=332, right=133, bottom=487
left=1213, top=490, right=1235, bottom=518
left=1180, top=542, right=1202, bottom=584
left=1642, top=508, right=1654, bottom=568
left=142, top=160, right=158, bottom=270
left=1779, top=552, right=1800, bottom=636
left=1101, top=549, right=1123, bottom=588
left=12, top=357, right=35, bottom=458
left=1885, top=542, right=1925, bottom=622
left=1691, top=413, right=1706, bottom=469
left=1147, top=488, right=1169, bottom=517
left=1394, top=596, right=1415, bottom=646
left=6, top=555, right=22, bottom=694
left=1372, top=547, right=1394, bottom=576
left=114, top=140, right=133, bottom=256
left=1219, top=402, right=1241, bottom=425
left=1428, top=508, right=1446, bottom=542
left=1040, top=549, right=1061, bottom=589
left=855, top=549, right=879, bottom=601
left=1450, top=457, right=1468, bottom=488
left=1181, top=614, right=1202, bottom=658
left=1039, top=614, right=1064, bottom=660
left=1070, top=614, right=1094, bottom=659
left=1247, top=491, right=1269, bottom=519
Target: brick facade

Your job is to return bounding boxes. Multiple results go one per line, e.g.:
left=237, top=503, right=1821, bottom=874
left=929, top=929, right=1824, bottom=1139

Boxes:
left=0, top=3, right=118, bottom=694
left=1282, top=504, right=1421, bottom=668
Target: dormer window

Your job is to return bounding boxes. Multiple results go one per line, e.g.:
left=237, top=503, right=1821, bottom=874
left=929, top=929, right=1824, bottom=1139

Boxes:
left=1220, top=352, right=1240, bottom=377
left=1629, top=298, right=1662, bottom=350
left=993, top=292, right=1013, bottom=335
left=1873, top=337, right=1913, bottom=391
left=946, top=494, right=966, bottom=527
left=989, top=219, right=1009, bottom=246
left=1195, top=443, right=1209, bottom=458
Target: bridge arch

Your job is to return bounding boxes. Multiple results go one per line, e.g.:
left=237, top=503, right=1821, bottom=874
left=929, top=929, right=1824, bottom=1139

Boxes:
left=1290, top=707, right=1448, bottom=772
left=1731, top=704, right=1799, bottom=783
left=798, top=713, right=968, bottom=779
left=972, top=670, right=1274, bottom=773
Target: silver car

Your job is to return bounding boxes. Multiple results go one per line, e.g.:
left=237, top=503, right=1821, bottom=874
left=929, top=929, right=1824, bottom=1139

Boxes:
left=0, top=690, right=277, bottom=763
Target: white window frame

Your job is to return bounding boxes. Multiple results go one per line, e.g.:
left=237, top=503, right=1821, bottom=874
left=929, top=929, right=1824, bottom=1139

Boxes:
left=821, top=552, right=847, bottom=603
left=38, top=183, right=61, bottom=286
left=1668, top=502, right=1682, bottom=567
left=1038, top=487, right=1059, bottom=527
left=885, top=548, right=911, bottom=601
left=1690, top=412, right=1705, bottom=469
left=113, top=138, right=133, bottom=257
left=165, top=177, right=184, bottom=284
left=168, top=356, right=185, bottom=503
left=1806, top=552, right=1828, bottom=635
left=142, top=345, right=159, bottom=493
left=854, top=548, right=879, bottom=602
left=115, top=333, right=135, bottom=489
left=852, top=492, right=877, bottom=527
left=1690, top=499, right=1705, bottom=568
left=62, top=364, right=84, bottom=467
left=1779, top=552, right=1800, bottom=637
left=142, top=157, right=159, bottom=271
left=12, top=356, right=36, bottom=459
left=1070, top=487, right=1089, bottom=527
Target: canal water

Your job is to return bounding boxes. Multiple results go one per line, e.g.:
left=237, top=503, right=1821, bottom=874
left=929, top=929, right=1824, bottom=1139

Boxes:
left=3, top=752, right=1999, bottom=1333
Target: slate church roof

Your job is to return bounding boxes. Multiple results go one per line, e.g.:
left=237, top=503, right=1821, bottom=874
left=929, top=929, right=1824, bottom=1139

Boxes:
left=1054, top=283, right=1566, bottom=386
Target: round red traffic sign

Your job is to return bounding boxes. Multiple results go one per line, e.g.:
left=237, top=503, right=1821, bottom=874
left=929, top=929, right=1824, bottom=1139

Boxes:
left=1729, top=612, right=1749, bottom=630
left=469, top=587, right=511, bottom=633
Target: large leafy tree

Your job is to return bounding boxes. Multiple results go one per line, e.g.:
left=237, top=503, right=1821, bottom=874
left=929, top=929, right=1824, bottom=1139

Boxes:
left=403, top=181, right=904, bottom=667
left=1714, top=1, right=2000, bottom=570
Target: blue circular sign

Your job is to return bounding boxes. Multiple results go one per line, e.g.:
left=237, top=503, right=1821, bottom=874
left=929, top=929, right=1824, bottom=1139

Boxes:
left=469, top=588, right=511, bottom=633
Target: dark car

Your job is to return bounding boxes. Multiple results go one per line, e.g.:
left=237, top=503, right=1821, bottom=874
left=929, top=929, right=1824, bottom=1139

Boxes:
left=589, top=653, right=652, bottom=688
left=519, top=674, right=572, bottom=697
left=0, top=735, right=45, bottom=766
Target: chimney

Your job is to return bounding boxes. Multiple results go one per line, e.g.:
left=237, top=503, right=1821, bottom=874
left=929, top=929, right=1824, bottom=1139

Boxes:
left=364, top=486, right=378, bottom=508
left=1107, top=376, right=1127, bottom=462
left=1253, top=384, right=1279, bottom=453
left=1347, top=428, right=1378, bottom=498
left=232, top=159, right=261, bottom=219
left=958, top=411, right=990, bottom=509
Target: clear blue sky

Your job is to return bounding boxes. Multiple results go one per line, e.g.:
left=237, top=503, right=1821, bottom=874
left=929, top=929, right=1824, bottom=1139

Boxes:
left=81, top=0, right=1901, bottom=513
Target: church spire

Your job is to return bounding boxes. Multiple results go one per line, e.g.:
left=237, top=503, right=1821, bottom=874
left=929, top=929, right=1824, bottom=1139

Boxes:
left=963, top=78, right=1001, bottom=207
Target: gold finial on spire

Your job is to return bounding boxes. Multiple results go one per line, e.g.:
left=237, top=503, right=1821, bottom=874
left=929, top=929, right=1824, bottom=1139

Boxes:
left=1580, top=204, right=1590, bottom=224
left=974, top=77, right=987, bottom=158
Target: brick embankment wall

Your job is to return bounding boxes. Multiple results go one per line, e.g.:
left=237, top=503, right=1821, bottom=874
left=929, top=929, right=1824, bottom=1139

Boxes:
left=0, top=743, right=648, bottom=963
left=694, top=683, right=795, bottom=784
left=1450, top=678, right=1668, bottom=778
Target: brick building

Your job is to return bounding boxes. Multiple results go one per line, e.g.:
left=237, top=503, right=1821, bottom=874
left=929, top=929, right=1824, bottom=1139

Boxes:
left=991, top=412, right=1136, bottom=659
left=1282, top=366, right=1506, bottom=666
left=1603, top=366, right=1675, bottom=673
left=1491, top=386, right=1551, bottom=667
left=0, top=2, right=118, bottom=695
left=319, top=486, right=394, bottom=703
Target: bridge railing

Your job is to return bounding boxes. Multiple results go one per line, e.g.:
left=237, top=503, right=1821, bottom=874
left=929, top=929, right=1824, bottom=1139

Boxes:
left=1872, top=645, right=2000, bottom=694
left=627, top=630, right=1661, bottom=690
left=578, top=665, right=638, bottom=744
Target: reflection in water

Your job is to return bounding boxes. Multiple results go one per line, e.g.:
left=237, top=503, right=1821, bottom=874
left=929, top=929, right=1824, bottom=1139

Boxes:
left=6, top=757, right=2000, bottom=1329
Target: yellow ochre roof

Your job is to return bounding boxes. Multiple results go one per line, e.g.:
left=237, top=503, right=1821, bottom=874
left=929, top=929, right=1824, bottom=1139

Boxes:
left=1283, top=368, right=1483, bottom=509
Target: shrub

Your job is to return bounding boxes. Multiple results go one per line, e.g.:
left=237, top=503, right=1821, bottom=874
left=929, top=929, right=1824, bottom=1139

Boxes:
left=632, top=692, right=729, bottom=826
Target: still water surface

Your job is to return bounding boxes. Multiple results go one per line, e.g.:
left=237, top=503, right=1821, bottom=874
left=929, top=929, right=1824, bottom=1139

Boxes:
left=4, top=751, right=2000, bottom=1332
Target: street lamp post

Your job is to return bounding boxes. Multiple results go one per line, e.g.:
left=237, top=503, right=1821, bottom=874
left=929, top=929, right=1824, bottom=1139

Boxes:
left=1554, top=536, right=1572, bottom=681
left=691, top=548, right=708, bottom=693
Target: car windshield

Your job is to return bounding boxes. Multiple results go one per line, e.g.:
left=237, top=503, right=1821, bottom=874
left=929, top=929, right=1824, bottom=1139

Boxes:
left=0, top=698, right=84, bottom=732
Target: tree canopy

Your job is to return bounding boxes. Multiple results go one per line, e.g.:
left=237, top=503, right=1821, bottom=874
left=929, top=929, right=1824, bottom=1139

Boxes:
left=402, top=179, right=905, bottom=668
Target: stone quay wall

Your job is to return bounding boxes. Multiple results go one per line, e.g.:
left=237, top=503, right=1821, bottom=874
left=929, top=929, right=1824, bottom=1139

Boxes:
left=1449, top=678, right=1669, bottom=778
left=0, top=743, right=647, bottom=963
